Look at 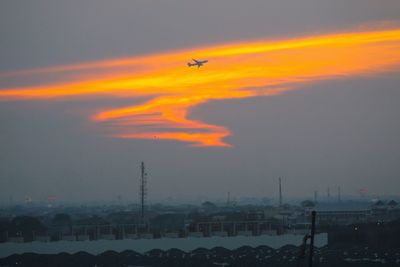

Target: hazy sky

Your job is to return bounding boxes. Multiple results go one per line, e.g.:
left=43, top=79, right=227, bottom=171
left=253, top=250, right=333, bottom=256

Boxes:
left=1, top=0, right=400, bottom=204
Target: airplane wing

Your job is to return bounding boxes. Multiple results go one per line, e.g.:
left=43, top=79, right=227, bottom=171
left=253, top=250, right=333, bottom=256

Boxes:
left=192, top=58, right=200, bottom=63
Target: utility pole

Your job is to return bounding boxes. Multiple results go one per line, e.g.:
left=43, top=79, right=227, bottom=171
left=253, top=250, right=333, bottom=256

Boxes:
left=296, top=211, right=317, bottom=267
left=308, top=211, right=316, bottom=267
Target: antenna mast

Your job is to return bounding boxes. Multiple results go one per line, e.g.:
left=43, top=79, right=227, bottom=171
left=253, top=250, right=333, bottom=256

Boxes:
left=139, top=161, right=147, bottom=224
left=279, top=177, right=282, bottom=207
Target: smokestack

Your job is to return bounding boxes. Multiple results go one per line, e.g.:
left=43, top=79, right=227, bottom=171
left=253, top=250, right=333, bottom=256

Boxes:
left=279, top=177, right=282, bottom=207
left=338, top=186, right=341, bottom=202
left=314, top=190, right=318, bottom=203
left=327, top=187, right=330, bottom=201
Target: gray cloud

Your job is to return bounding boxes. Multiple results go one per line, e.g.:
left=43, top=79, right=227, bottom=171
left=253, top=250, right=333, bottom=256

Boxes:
left=0, top=0, right=400, bottom=203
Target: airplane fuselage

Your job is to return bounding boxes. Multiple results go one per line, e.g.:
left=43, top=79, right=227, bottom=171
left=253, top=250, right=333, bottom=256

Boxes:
left=187, top=59, right=208, bottom=68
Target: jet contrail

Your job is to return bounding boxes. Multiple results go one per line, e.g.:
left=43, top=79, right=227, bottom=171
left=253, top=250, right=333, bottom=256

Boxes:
left=1, top=27, right=400, bottom=146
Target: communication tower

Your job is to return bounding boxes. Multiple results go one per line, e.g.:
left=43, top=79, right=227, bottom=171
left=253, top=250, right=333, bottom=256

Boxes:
left=139, top=161, right=148, bottom=224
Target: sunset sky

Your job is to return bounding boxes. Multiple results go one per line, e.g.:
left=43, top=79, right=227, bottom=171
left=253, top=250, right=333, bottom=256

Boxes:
left=1, top=0, right=400, bottom=203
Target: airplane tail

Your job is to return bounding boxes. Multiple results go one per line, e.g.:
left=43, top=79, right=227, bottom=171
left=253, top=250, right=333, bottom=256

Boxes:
left=187, top=63, right=192, bottom=67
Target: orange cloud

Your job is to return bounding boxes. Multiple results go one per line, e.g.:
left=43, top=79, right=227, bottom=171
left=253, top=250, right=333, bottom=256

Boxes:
left=1, top=28, right=400, bottom=146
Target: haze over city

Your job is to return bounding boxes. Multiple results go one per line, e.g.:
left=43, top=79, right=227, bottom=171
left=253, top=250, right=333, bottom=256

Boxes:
left=1, top=0, right=400, bottom=203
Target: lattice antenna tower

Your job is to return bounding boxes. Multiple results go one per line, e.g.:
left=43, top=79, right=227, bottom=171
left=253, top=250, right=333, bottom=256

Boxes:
left=139, top=161, right=148, bottom=223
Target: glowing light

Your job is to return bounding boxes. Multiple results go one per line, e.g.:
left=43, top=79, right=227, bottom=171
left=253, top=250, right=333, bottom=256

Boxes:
left=1, top=28, right=400, bottom=146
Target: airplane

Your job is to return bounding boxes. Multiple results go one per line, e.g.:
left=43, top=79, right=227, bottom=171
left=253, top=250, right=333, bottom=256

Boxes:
left=187, top=58, right=208, bottom=68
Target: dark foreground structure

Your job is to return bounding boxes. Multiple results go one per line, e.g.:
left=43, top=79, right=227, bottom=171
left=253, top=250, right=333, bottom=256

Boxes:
left=2, top=219, right=400, bottom=267
left=1, top=245, right=400, bottom=267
